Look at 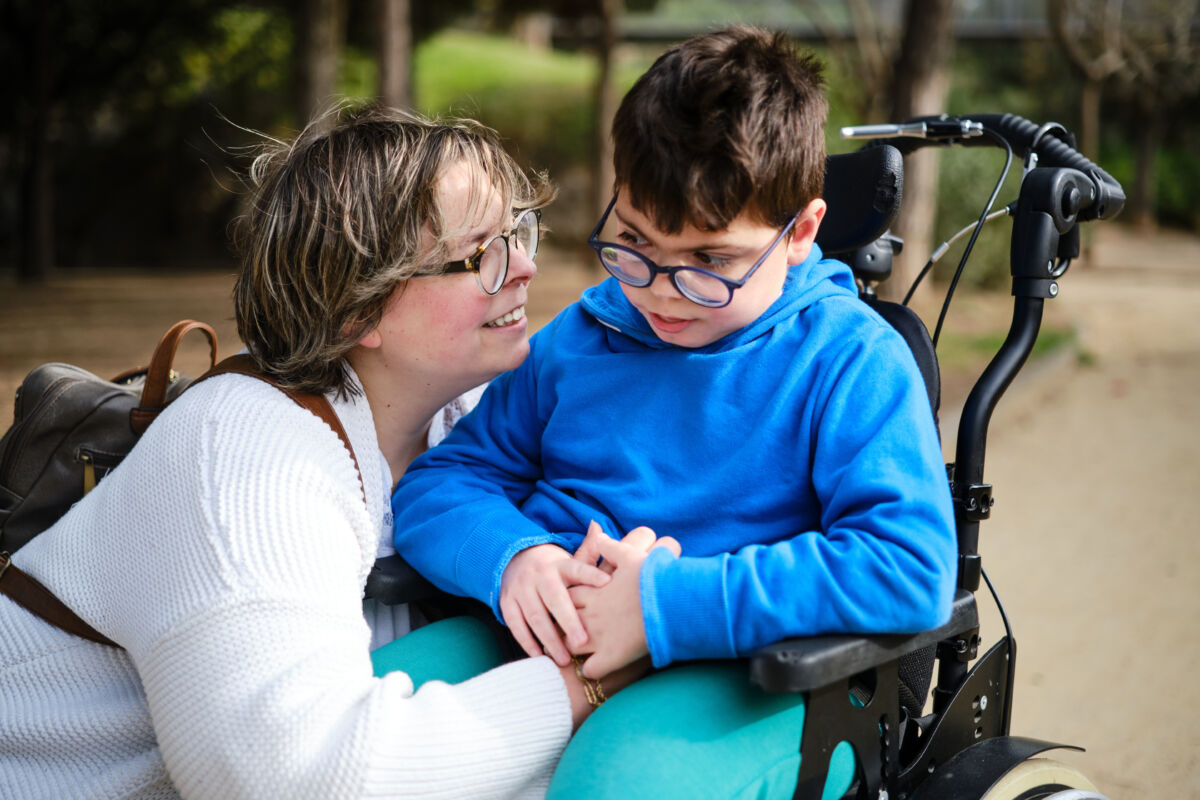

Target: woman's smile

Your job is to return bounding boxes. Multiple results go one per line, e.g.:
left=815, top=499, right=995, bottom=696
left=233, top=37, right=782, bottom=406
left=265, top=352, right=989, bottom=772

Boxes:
left=483, top=304, right=527, bottom=329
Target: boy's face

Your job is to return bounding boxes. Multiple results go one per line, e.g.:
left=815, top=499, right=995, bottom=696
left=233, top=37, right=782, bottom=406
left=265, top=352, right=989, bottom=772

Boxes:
left=604, top=190, right=825, bottom=348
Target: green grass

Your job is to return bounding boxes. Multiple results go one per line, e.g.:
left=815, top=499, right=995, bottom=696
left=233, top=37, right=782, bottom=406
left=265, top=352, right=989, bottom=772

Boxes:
left=936, top=325, right=1076, bottom=371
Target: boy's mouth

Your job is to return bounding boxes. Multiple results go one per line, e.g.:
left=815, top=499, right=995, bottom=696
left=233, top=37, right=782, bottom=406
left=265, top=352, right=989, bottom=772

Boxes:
left=646, top=311, right=692, bottom=334
left=483, top=305, right=526, bottom=328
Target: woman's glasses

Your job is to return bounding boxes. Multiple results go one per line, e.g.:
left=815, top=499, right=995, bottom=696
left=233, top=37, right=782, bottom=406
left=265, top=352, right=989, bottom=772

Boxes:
left=436, top=208, right=541, bottom=295
left=588, top=196, right=795, bottom=308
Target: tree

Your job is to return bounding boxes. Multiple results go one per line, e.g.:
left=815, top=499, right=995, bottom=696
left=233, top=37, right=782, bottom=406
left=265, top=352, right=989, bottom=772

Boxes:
left=293, top=0, right=349, bottom=125
left=1048, top=0, right=1126, bottom=160
left=1050, top=0, right=1200, bottom=229
left=378, top=0, right=413, bottom=109
left=0, top=0, right=222, bottom=281
left=884, top=0, right=957, bottom=303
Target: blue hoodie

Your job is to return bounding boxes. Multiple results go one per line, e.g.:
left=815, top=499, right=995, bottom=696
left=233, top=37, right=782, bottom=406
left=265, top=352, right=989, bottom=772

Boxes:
left=393, top=245, right=956, bottom=667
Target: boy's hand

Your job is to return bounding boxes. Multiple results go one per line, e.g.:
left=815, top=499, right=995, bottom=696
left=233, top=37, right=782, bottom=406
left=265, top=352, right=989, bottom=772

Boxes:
left=500, top=543, right=611, bottom=666
left=569, top=525, right=681, bottom=680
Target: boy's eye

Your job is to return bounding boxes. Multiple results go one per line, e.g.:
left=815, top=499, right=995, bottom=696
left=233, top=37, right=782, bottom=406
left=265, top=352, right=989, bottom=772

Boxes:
left=617, top=230, right=647, bottom=247
left=694, top=252, right=731, bottom=270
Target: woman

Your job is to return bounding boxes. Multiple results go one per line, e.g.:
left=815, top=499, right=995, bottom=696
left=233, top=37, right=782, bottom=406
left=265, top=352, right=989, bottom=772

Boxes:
left=0, top=106, right=659, bottom=799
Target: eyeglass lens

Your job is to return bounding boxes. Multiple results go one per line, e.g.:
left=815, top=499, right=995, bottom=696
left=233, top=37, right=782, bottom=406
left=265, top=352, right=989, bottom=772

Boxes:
left=477, top=210, right=540, bottom=294
left=596, top=246, right=731, bottom=306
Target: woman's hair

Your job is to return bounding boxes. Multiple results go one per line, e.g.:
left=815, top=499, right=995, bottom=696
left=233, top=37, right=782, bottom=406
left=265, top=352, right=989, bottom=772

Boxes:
left=231, top=104, right=554, bottom=397
left=611, top=25, right=828, bottom=233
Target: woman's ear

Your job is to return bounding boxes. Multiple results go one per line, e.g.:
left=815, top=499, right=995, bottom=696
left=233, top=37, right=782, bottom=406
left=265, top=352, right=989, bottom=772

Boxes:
left=350, top=323, right=383, bottom=350
left=358, top=329, right=383, bottom=349
left=784, top=198, right=827, bottom=265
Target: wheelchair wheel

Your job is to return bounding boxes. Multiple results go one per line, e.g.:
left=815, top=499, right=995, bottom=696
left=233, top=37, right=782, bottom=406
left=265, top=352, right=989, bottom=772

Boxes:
left=978, top=757, right=1106, bottom=800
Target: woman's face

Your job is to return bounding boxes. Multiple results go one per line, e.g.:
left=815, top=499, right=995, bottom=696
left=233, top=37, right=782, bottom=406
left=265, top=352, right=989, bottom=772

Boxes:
left=364, top=162, right=536, bottom=396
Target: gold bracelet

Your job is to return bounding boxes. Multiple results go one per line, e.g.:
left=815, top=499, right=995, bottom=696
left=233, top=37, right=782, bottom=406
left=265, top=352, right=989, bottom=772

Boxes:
left=572, top=655, right=607, bottom=708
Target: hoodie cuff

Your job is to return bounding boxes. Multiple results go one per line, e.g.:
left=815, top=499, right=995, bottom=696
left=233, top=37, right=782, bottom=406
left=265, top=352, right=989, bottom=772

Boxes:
left=639, top=548, right=737, bottom=667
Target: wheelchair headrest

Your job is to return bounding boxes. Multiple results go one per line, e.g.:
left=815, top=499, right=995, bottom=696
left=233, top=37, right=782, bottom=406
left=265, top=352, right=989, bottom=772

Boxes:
left=815, top=145, right=904, bottom=257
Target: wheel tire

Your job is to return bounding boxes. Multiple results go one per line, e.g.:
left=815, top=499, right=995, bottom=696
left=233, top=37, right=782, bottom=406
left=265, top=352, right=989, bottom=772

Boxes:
left=979, top=757, right=1104, bottom=800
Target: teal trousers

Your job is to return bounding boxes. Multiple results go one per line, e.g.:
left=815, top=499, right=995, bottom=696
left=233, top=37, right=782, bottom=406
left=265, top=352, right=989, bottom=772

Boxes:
left=370, top=619, right=855, bottom=799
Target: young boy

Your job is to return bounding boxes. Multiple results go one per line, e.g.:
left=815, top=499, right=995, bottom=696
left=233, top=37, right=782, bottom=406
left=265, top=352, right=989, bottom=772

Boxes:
left=393, top=27, right=955, bottom=792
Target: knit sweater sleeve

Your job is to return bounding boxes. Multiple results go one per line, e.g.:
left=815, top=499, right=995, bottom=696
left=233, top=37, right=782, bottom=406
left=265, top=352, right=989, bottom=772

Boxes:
left=639, top=322, right=958, bottom=666
left=71, top=376, right=571, bottom=799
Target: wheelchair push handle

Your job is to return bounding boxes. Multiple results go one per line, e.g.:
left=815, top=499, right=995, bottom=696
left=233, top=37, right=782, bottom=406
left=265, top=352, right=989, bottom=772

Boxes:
left=844, top=112, right=1126, bottom=223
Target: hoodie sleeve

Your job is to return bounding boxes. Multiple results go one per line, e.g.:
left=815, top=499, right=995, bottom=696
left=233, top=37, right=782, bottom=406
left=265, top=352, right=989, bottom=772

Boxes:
left=639, top=321, right=957, bottom=666
left=392, top=327, right=584, bottom=618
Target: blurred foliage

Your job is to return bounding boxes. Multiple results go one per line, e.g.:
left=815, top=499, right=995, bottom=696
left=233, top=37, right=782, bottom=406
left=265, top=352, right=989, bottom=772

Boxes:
left=2, top=2, right=1197, bottom=276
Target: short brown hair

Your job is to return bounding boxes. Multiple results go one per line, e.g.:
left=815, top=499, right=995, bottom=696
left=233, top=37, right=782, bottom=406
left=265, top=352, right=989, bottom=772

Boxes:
left=611, top=25, right=827, bottom=233
left=232, top=105, right=553, bottom=397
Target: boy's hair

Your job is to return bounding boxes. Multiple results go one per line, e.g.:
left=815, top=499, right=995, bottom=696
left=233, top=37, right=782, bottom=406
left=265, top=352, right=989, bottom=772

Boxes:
left=232, top=104, right=554, bottom=397
left=611, top=25, right=828, bottom=233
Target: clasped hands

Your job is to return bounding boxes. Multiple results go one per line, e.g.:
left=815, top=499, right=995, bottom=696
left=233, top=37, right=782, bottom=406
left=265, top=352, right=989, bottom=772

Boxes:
left=499, top=521, right=680, bottom=681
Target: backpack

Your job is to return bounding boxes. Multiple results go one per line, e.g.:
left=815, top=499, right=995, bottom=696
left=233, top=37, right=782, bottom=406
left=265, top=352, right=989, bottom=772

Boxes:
left=0, top=320, right=218, bottom=553
left=0, top=319, right=363, bottom=648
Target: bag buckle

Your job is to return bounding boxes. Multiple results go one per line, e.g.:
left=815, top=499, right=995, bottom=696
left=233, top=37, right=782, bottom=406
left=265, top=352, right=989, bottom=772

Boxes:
left=0, top=551, right=11, bottom=579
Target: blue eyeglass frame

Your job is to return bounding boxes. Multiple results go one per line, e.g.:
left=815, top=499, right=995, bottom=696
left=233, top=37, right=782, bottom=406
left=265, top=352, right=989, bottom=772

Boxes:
left=587, top=195, right=797, bottom=308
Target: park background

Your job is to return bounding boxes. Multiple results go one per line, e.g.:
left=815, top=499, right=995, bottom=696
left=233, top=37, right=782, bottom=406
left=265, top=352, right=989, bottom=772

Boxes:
left=2, top=1, right=1199, bottom=798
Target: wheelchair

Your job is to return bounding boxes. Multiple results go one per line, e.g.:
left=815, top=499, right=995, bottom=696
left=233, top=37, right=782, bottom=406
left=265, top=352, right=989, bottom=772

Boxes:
left=368, top=113, right=1125, bottom=800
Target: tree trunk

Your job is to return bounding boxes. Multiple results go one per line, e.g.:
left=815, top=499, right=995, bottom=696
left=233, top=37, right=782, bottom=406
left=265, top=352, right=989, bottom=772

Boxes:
left=378, top=0, right=412, bottom=109
left=1079, top=77, right=1101, bottom=160
left=19, top=3, right=54, bottom=282
left=592, top=0, right=621, bottom=221
left=1129, top=105, right=1160, bottom=231
left=294, top=0, right=347, bottom=126
left=880, top=0, right=956, bottom=304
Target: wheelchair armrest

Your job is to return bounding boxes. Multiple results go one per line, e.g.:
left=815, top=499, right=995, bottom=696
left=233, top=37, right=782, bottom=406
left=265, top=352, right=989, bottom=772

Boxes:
left=364, top=554, right=442, bottom=606
left=750, top=590, right=977, bottom=693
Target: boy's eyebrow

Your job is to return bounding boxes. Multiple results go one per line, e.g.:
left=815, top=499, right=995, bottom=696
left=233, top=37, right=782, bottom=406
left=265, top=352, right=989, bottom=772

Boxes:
left=613, top=207, right=749, bottom=254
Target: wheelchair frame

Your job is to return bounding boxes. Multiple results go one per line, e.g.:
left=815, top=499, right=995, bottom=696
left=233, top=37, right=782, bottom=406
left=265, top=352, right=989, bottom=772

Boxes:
left=751, top=114, right=1124, bottom=800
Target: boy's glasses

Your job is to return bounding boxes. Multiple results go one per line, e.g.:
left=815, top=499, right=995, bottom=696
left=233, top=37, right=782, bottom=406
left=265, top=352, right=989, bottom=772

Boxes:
left=433, top=208, right=541, bottom=295
left=588, top=196, right=796, bottom=308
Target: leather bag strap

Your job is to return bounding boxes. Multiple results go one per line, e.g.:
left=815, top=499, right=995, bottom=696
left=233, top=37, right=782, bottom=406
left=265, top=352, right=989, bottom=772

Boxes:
left=131, top=320, right=219, bottom=435
left=0, top=552, right=119, bottom=647
left=0, top=348, right=366, bottom=650
left=192, top=354, right=365, bottom=503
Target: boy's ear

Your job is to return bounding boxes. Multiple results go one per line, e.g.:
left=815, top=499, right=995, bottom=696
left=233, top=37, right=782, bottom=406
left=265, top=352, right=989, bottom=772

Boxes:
left=784, top=198, right=827, bottom=265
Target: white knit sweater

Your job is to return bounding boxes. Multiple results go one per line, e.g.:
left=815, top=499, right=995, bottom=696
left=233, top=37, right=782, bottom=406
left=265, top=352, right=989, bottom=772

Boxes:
left=0, top=373, right=571, bottom=799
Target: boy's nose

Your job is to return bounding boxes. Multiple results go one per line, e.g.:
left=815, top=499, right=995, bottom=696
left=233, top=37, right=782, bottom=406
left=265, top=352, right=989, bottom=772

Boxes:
left=647, top=272, right=684, bottom=301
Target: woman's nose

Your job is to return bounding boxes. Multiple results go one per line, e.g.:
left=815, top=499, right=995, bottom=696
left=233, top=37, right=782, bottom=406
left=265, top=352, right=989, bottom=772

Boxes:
left=506, top=245, right=537, bottom=285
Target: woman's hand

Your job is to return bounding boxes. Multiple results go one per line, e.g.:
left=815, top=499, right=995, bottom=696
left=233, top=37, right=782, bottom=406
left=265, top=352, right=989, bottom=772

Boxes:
left=569, top=523, right=680, bottom=680
left=500, top=543, right=611, bottom=666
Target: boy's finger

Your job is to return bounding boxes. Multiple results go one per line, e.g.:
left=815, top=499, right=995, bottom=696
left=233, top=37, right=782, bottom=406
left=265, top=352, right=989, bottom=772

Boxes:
left=573, top=520, right=608, bottom=567
left=521, top=591, right=573, bottom=665
left=502, top=597, right=546, bottom=661
left=581, top=530, right=635, bottom=568
left=562, top=558, right=611, bottom=588
left=651, top=535, right=682, bottom=557
left=620, top=526, right=657, bottom=552
left=541, top=582, right=590, bottom=652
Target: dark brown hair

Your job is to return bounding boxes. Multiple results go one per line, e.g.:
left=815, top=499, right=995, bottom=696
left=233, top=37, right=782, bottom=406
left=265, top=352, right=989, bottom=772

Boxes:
left=231, top=105, right=553, bottom=397
left=611, top=25, right=828, bottom=233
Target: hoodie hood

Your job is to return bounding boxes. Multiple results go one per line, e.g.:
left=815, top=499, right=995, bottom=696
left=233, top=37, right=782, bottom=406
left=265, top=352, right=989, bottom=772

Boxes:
left=579, top=243, right=858, bottom=352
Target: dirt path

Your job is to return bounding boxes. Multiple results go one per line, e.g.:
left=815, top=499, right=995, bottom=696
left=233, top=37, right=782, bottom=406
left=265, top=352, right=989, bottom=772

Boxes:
left=1, top=225, right=1196, bottom=797
left=969, top=225, right=1200, bottom=798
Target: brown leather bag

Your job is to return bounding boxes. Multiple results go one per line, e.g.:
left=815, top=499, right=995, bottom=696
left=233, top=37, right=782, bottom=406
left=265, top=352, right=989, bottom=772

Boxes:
left=0, top=322, right=361, bottom=648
